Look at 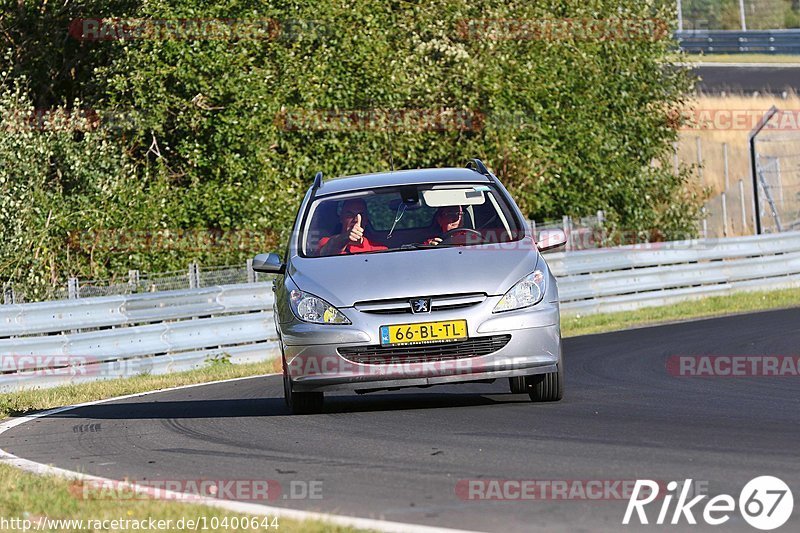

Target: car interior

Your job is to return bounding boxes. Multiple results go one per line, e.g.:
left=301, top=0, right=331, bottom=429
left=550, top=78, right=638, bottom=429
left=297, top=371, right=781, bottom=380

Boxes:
left=303, top=186, right=521, bottom=256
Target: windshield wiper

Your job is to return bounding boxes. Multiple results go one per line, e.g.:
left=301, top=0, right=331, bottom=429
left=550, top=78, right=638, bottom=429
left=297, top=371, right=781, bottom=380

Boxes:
left=403, top=242, right=460, bottom=249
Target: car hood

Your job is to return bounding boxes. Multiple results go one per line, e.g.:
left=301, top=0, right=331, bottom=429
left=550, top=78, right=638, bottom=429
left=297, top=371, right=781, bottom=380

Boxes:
left=287, top=238, right=541, bottom=308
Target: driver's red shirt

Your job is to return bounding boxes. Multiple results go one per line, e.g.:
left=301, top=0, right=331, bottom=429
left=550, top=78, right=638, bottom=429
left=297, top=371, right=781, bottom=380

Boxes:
left=318, top=236, right=388, bottom=255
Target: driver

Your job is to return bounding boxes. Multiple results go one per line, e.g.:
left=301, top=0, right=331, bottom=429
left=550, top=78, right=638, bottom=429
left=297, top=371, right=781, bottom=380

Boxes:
left=318, top=199, right=388, bottom=255
left=423, top=206, right=464, bottom=246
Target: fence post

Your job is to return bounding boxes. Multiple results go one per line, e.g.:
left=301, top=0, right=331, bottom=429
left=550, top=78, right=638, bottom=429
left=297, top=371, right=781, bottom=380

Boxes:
left=721, top=191, right=728, bottom=237
left=672, top=141, right=679, bottom=176
left=68, top=277, right=79, bottom=299
left=562, top=215, right=572, bottom=251
left=701, top=206, right=708, bottom=239
left=738, top=0, right=747, bottom=31
left=723, top=142, right=730, bottom=191
left=128, top=270, right=140, bottom=292
left=246, top=258, right=256, bottom=283
left=188, top=263, right=200, bottom=289
left=3, top=284, right=14, bottom=305
left=739, top=178, right=748, bottom=234
left=595, top=210, right=606, bottom=248
left=695, top=136, right=704, bottom=184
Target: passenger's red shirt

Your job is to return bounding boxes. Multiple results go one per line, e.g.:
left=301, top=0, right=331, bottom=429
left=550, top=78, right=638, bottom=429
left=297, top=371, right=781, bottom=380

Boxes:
left=318, top=235, right=388, bottom=255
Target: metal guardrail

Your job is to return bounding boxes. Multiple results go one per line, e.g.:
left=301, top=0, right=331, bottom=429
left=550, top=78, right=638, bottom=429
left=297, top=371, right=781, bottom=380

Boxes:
left=0, top=283, right=279, bottom=392
left=550, top=231, right=800, bottom=314
left=2, top=232, right=800, bottom=391
left=676, top=30, right=800, bottom=54
left=0, top=283, right=272, bottom=337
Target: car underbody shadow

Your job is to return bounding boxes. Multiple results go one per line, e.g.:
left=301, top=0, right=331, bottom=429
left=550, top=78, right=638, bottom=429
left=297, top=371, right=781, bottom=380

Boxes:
left=37, top=391, right=533, bottom=420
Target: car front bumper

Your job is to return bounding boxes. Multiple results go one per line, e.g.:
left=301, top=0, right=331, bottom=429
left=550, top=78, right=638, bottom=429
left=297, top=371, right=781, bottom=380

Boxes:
left=280, top=297, right=562, bottom=393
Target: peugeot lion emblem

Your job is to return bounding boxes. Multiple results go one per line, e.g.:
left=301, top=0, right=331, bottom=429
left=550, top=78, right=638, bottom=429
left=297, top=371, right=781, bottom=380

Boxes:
left=411, top=298, right=431, bottom=314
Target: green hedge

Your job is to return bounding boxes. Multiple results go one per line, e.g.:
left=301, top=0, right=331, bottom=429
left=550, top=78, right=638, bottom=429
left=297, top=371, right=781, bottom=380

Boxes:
left=1, top=0, right=700, bottom=299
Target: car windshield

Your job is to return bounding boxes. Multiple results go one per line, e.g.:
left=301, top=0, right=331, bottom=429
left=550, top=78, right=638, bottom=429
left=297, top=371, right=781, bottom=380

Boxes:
left=300, top=183, right=525, bottom=257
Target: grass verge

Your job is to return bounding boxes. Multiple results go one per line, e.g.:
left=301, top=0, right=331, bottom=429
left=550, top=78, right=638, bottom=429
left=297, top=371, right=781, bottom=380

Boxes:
left=561, top=286, right=800, bottom=337
left=0, top=463, right=358, bottom=533
left=0, top=358, right=281, bottom=419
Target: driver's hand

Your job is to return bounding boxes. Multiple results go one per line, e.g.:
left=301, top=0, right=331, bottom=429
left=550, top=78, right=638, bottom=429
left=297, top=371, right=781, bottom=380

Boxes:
left=347, top=214, right=364, bottom=244
left=427, top=237, right=442, bottom=246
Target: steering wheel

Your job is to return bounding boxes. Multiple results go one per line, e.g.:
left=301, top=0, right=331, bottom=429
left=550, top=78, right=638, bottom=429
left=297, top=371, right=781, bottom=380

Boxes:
left=439, top=228, right=484, bottom=245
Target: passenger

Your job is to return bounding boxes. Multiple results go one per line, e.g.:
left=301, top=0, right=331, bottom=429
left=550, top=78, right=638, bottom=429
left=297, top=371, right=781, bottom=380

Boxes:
left=423, top=206, right=464, bottom=246
left=318, top=199, right=388, bottom=255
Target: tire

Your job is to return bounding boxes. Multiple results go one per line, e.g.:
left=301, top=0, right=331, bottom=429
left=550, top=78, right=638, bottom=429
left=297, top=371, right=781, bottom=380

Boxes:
left=283, top=360, right=324, bottom=415
left=508, top=376, right=526, bottom=394
left=526, top=362, right=564, bottom=402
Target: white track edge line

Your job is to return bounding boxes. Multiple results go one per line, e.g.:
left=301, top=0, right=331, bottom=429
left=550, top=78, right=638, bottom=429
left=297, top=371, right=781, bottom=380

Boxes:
left=0, top=373, right=480, bottom=533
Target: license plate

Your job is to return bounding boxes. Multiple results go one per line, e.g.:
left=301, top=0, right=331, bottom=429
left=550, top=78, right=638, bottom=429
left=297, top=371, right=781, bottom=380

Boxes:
left=380, top=320, right=468, bottom=346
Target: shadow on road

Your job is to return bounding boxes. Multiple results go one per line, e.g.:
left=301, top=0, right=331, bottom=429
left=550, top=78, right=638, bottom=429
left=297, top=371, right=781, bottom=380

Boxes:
left=40, top=391, right=536, bottom=420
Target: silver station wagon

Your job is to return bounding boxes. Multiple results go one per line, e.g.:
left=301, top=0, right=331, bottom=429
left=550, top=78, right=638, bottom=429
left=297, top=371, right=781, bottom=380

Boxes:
left=253, top=159, right=566, bottom=414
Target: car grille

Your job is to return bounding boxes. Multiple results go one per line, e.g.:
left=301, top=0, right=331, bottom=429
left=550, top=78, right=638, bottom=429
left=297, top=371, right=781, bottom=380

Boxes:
left=354, top=293, right=487, bottom=315
left=337, top=335, right=511, bottom=365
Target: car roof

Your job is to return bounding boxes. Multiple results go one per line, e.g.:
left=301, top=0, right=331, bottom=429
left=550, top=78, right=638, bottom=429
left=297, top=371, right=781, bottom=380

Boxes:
left=314, top=167, right=491, bottom=197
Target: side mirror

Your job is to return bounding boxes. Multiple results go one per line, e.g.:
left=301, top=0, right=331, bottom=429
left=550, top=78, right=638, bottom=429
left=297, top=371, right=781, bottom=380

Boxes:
left=536, top=229, right=567, bottom=252
left=252, top=253, right=285, bottom=274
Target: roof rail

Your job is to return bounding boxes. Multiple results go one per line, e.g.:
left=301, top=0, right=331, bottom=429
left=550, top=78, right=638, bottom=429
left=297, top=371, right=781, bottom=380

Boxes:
left=311, top=171, right=323, bottom=196
left=466, top=158, right=495, bottom=182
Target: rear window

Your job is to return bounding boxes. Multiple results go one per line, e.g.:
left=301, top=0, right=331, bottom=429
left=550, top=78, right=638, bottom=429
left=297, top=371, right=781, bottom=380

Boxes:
left=300, top=183, right=524, bottom=257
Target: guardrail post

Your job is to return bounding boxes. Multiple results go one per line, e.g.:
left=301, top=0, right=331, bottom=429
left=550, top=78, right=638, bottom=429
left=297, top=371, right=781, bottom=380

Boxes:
left=68, top=277, right=79, bottom=299
left=188, top=263, right=200, bottom=289
left=246, top=259, right=256, bottom=283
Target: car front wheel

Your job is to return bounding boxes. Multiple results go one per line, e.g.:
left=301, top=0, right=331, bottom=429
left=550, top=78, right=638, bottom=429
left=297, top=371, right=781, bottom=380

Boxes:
left=508, top=376, right=526, bottom=394
left=526, top=362, right=564, bottom=402
left=283, top=360, right=324, bottom=415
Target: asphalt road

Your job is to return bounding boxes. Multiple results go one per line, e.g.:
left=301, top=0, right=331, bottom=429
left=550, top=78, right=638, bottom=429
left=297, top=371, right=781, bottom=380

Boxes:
left=692, top=65, right=800, bottom=93
left=2, top=308, right=799, bottom=532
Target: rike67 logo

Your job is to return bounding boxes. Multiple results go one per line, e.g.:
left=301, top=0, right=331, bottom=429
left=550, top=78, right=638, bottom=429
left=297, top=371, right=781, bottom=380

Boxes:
left=624, top=476, right=794, bottom=530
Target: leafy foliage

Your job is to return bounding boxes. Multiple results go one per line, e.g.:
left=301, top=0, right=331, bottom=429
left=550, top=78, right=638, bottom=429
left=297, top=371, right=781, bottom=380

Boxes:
left=1, top=0, right=700, bottom=298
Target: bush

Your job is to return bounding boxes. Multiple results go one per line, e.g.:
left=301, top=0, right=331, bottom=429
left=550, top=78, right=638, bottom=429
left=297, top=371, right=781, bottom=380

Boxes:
left=2, top=0, right=700, bottom=298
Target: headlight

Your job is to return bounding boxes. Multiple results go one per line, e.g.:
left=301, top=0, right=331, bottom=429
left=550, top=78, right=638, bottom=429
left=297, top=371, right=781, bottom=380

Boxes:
left=289, top=289, right=350, bottom=324
left=493, top=270, right=546, bottom=313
